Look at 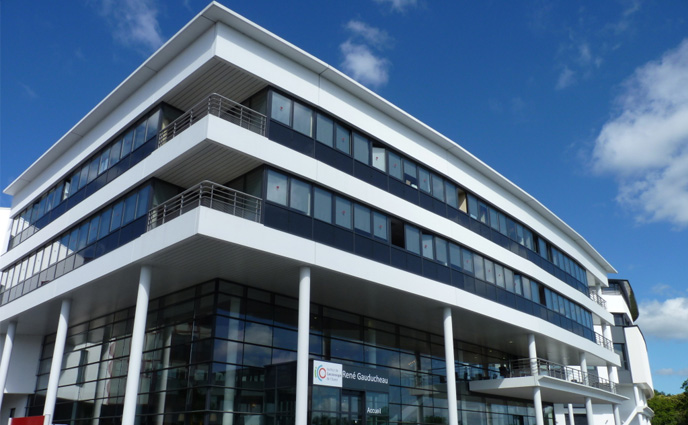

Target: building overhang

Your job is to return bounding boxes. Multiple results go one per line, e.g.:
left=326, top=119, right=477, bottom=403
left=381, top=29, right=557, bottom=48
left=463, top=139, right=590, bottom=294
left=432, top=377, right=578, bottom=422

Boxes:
left=469, top=376, right=628, bottom=405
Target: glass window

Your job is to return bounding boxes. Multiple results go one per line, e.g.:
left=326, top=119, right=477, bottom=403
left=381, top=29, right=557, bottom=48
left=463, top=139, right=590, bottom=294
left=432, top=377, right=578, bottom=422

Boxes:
left=403, top=159, right=417, bottom=187
left=523, top=228, right=534, bottom=250
left=271, top=92, right=292, bottom=126
left=121, top=131, right=134, bottom=158
left=67, top=228, right=79, bottom=254
left=133, top=121, right=147, bottom=150
left=335, top=124, right=350, bottom=154
left=289, top=179, right=311, bottom=215
left=484, top=259, right=495, bottom=284
left=373, top=212, right=387, bottom=241
left=462, top=248, right=473, bottom=273
left=422, top=234, right=434, bottom=259
left=87, top=216, right=100, bottom=245
left=478, top=201, right=488, bottom=224
left=467, top=194, right=478, bottom=219
left=405, top=225, right=420, bottom=254
left=513, top=275, right=523, bottom=296
left=87, top=157, right=100, bottom=183
left=489, top=209, right=500, bottom=231
left=76, top=222, right=89, bottom=251
left=449, top=243, right=462, bottom=269
left=531, top=281, right=541, bottom=304
left=435, top=237, right=448, bottom=265
left=335, top=197, right=352, bottom=229
left=33, top=251, right=43, bottom=275
left=418, top=168, right=431, bottom=193
left=110, top=201, right=124, bottom=232
left=109, top=139, right=122, bottom=166
left=495, top=264, right=505, bottom=288
left=522, top=277, right=531, bottom=299
left=316, top=114, right=334, bottom=147
left=53, top=184, right=64, bottom=206
left=266, top=170, right=288, bottom=206
left=136, top=186, right=151, bottom=218
left=388, top=152, right=402, bottom=180
left=431, top=174, right=444, bottom=201
left=504, top=268, right=514, bottom=292
left=516, top=224, right=525, bottom=245
left=538, top=239, right=548, bottom=260
left=354, top=204, right=371, bottom=234
left=507, top=219, right=517, bottom=240
left=314, top=187, right=332, bottom=223
left=498, top=213, right=508, bottom=236
left=98, top=148, right=110, bottom=175
left=474, top=255, right=485, bottom=280
left=372, top=147, right=386, bottom=171
left=445, top=181, right=458, bottom=209
left=49, top=241, right=60, bottom=265
left=146, top=110, right=161, bottom=140
left=122, top=193, right=138, bottom=225
left=293, top=102, right=313, bottom=136
left=353, top=133, right=370, bottom=164
left=99, top=209, right=112, bottom=239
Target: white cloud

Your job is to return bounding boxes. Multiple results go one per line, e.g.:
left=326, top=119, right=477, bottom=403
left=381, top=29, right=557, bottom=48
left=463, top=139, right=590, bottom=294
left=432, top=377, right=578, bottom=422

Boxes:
left=94, top=0, right=165, bottom=53
left=636, top=297, right=688, bottom=340
left=373, top=0, right=418, bottom=13
left=340, top=41, right=390, bottom=88
left=340, top=21, right=392, bottom=88
left=656, top=367, right=688, bottom=376
left=345, top=20, right=392, bottom=48
left=591, top=39, right=688, bottom=227
left=556, top=67, right=576, bottom=90
left=19, top=82, right=38, bottom=99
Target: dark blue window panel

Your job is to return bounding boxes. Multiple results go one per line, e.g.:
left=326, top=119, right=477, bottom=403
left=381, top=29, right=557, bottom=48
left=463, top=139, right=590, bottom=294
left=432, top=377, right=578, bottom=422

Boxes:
left=130, top=138, right=157, bottom=165
left=446, top=206, right=461, bottom=223
left=95, top=231, right=120, bottom=258
left=269, top=121, right=315, bottom=156
left=314, top=220, right=336, bottom=247
left=353, top=162, right=388, bottom=190
left=354, top=234, right=374, bottom=258
left=287, top=210, right=313, bottom=239
left=107, top=155, right=131, bottom=183
left=331, top=226, right=354, bottom=253
left=463, top=276, right=476, bottom=294
left=450, top=269, right=464, bottom=289
left=526, top=249, right=540, bottom=263
left=34, top=215, right=51, bottom=232
left=119, top=217, right=147, bottom=246
left=516, top=297, right=533, bottom=315
left=388, top=178, right=418, bottom=204
left=66, top=189, right=87, bottom=209
left=80, top=245, right=96, bottom=264
left=314, top=143, right=352, bottom=174
left=436, top=264, right=451, bottom=284
left=50, top=202, right=68, bottom=221
left=85, top=173, right=109, bottom=197
left=419, top=192, right=434, bottom=212
left=391, top=247, right=407, bottom=270
left=469, top=218, right=482, bottom=234
left=455, top=211, right=470, bottom=229
left=483, top=282, right=497, bottom=301
left=371, top=240, right=390, bottom=264
left=264, top=203, right=290, bottom=232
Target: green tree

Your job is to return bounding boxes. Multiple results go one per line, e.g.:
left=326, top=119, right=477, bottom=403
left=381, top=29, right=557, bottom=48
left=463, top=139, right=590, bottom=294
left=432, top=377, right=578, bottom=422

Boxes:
left=649, top=379, right=688, bottom=425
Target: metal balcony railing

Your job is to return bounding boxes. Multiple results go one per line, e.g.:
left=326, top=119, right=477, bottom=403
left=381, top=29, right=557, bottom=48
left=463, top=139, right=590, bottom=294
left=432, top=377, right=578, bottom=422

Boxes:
left=588, top=288, right=607, bottom=308
left=504, top=358, right=616, bottom=393
left=595, top=332, right=614, bottom=351
left=158, top=93, right=267, bottom=147
left=147, top=181, right=262, bottom=230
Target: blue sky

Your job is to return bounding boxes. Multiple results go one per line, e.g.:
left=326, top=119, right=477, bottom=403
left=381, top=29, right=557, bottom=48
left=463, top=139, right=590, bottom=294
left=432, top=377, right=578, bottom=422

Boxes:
left=2, top=0, right=688, bottom=394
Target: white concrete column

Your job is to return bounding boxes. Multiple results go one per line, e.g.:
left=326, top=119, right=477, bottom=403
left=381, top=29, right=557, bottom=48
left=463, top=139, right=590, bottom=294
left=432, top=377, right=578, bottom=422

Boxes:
left=443, top=307, right=458, bottom=425
left=122, top=266, right=152, bottom=425
left=0, top=321, right=17, bottom=410
left=568, top=403, right=575, bottom=425
left=44, top=299, right=72, bottom=420
left=580, top=352, right=588, bottom=385
left=603, top=323, right=612, bottom=343
left=295, top=267, right=311, bottom=425
left=613, top=404, right=621, bottom=425
left=585, top=397, right=594, bottom=425
left=528, top=334, right=538, bottom=375
left=533, top=387, right=544, bottom=425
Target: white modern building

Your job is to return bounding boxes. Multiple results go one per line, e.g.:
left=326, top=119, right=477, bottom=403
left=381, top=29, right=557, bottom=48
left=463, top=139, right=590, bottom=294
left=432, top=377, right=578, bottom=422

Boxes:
left=0, top=3, right=653, bottom=425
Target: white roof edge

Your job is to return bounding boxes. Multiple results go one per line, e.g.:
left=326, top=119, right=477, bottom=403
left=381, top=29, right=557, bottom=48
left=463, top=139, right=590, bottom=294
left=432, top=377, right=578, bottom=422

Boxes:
left=3, top=2, right=616, bottom=275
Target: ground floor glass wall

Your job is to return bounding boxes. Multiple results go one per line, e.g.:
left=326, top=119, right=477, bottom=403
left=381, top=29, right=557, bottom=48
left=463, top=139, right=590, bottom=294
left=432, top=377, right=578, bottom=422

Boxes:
left=28, top=279, right=538, bottom=425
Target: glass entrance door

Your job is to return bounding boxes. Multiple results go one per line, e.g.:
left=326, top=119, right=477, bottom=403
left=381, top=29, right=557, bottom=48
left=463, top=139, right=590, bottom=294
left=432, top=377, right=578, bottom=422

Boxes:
left=341, top=391, right=364, bottom=425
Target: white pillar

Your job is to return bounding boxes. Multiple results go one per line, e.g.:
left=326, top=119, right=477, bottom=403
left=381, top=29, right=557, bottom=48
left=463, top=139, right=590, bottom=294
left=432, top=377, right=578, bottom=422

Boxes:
left=568, top=403, right=575, bottom=425
left=295, top=267, right=311, bottom=425
left=122, top=266, right=152, bottom=425
left=0, top=321, right=17, bottom=410
left=533, top=387, right=544, bottom=425
left=580, top=352, right=588, bottom=385
left=528, top=334, right=538, bottom=375
left=585, top=397, right=594, bottom=425
left=443, top=307, right=458, bottom=425
left=44, top=299, right=72, bottom=420
left=613, top=404, right=621, bottom=425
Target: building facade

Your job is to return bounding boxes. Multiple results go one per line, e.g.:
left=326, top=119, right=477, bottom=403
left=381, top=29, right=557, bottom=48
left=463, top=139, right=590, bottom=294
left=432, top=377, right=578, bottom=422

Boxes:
left=0, top=3, right=653, bottom=425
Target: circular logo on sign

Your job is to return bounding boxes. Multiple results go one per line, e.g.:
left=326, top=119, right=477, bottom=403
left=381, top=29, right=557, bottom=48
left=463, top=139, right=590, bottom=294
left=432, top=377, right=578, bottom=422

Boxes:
left=316, top=365, right=327, bottom=381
